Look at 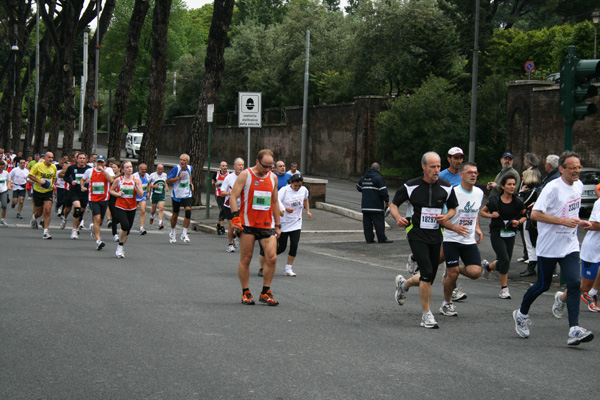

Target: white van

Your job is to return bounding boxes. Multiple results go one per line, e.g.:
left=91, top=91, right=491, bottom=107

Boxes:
left=125, top=132, right=157, bottom=158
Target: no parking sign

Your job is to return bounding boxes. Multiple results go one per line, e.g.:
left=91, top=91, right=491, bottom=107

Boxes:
left=524, top=61, right=535, bottom=72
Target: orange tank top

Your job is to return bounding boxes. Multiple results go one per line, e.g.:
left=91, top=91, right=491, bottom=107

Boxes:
left=240, top=169, right=275, bottom=229
left=115, top=177, right=137, bottom=210
left=89, top=169, right=110, bottom=202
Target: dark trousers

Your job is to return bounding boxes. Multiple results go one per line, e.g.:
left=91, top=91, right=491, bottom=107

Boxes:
left=362, top=211, right=387, bottom=243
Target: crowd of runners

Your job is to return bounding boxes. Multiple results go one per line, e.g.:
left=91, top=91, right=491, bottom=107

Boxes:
left=1, top=146, right=598, bottom=346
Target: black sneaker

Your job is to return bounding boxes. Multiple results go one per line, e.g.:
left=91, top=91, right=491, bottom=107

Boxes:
left=258, top=268, right=263, bottom=277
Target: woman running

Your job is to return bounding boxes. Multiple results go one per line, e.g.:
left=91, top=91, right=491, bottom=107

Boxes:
left=518, top=169, right=540, bottom=277
left=109, top=161, right=144, bottom=258
left=277, top=174, right=312, bottom=276
left=480, top=175, right=526, bottom=299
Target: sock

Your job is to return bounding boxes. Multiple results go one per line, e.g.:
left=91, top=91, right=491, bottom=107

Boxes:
left=442, top=301, right=450, bottom=307
left=182, top=228, right=188, bottom=235
left=119, top=242, right=124, bottom=246
left=401, top=282, right=409, bottom=292
left=422, top=311, right=430, bottom=317
left=242, top=288, right=250, bottom=294
left=159, top=219, right=163, bottom=225
left=518, top=310, right=528, bottom=319
left=151, top=213, right=155, bottom=219
left=171, top=228, right=176, bottom=235
left=43, top=228, right=48, bottom=234
left=589, top=288, right=598, bottom=297
left=285, top=264, right=292, bottom=271
left=502, top=286, right=508, bottom=289
left=261, top=286, right=270, bottom=294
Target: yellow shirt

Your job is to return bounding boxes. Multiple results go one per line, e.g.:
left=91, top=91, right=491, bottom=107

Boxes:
left=30, top=162, right=57, bottom=193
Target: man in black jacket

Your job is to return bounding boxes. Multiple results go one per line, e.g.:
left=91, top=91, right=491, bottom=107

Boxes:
left=357, top=162, right=392, bottom=244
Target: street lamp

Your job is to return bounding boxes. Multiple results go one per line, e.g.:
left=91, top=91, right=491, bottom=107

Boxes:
left=11, top=43, right=19, bottom=144
left=593, top=9, right=600, bottom=59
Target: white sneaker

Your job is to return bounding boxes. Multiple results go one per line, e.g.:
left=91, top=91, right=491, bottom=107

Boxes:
left=406, top=254, right=418, bottom=275
left=42, top=231, right=52, bottom=240
left=439, top=302, right=457, bottom=317
left=0, top=219, right=7, bottom=227
left=90, top=223, right=95, bottom=239
left=140, top=226, right=147, bottom=235
left=452, top=287, right=467, bottom=301
left=60, top=218, right=67, bottom=229
left=481, top=259, right=491, bottom=279
left=30, top=218, right=38, bottom=229
left=70, top=229, right=79, bottom=239
left=233, top=237, right=239, bottom=249
left=78, top=219, right=85, bottom=232
left=567, top=326, right=594, bottom=346
left=421, top=311, right=439, bottom=329
left=227, top=244, right=235, bottom=253
left=394, top=275, right=407, bottom=305
left=499, top=288, right=511, bottom=299
left=181, top=233, right=190, bottom=243
left=513, top=309, right=531, bottom=338
left=115, top=245, right=125, bottom=259
left=113, top=234, right=119, bottom=242
left=169, top=231, right=176, bottom=244
left=552, top=291, right=566, bottom=319
left=96, top=240, right=105, bottom=251
left=285, top=268, right=297, bottom=277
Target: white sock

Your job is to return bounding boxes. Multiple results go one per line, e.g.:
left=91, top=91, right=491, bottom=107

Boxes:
left=442, top=301, right=450, bottom=307
left=518, top=310, right=528, bottom=319
left=589, top=288, right=598, bottom=297
left=159, top=219, right=163, bottom=225
left=401, top=282, right=409, bottom=292
left=171, top=228, right=176, bottom=235
left=151, top=213, right=155, bottom=219
left=44, top=228, right=48, bottom=234
left=182, top=228, right=188, bottom=235
left=285, top=264, right=293, bottom=271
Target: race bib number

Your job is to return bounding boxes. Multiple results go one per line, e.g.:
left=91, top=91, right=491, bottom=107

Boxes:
left=92, top=182, right=105, bottom=194
left=252, top=190, right=272, bottom=211
left=457, top=212, right=477, bottom=233
left=500, top=220, right=515, bottom=237
left=154, top=182, right=164, bottom=194
left=75, top=173, right=84, bottom=183
left=557, top=198, right=581, bottom=235
left=121, top=187, right=134, bottom=198
left=142, top=183, right=148, bottom=192
left=421, top=207, right=442, bottom=229
left=0, top=179, right=5, bottom=185
left=180, top=181, right=189, bottom=188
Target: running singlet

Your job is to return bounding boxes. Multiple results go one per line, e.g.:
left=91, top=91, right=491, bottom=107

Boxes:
left=214, top=171, right=229, bottom=197
left=0, top=170, right=8, bottom=193
left=443, top=185, right=484, bottom=245
left=240, top=169, right=276, bottom=229
left=168, top=165, right=193, bottom=200
left=65, top=164, right=91, bottom=195
left=133, top=172, right=148, bottom=201
left=87, top=169, right=111, bottom=202
left=115, top=177, right=138, bottom=210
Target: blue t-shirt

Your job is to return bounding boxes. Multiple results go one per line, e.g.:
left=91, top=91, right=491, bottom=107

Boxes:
left=439, top=168, right=461, bottom=187
left=275, top=172, right=292, bottom=190
left=168, top=165, right=193, bottom=201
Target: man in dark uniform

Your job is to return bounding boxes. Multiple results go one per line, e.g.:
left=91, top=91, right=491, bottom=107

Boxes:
left=357, top=162, right=391, bottom=244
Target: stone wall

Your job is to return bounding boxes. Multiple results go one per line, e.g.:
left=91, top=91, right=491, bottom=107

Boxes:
left=507, top=81, right=600, bottom=172
left=156, top=96, right=390, bottom=179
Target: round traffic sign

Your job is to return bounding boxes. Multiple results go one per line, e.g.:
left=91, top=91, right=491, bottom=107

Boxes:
left=524, top=61, right=535, bottom=72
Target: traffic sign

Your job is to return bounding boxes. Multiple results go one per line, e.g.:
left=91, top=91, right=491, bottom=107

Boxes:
left=524, top=61, right=535, bottom=72
left=238, top=92, right=262, bottom=128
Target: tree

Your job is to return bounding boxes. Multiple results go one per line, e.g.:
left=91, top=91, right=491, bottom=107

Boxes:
left=106, top=0, right=151, bottom=160
left=188, top=0, right=236, bottom=205
left=139, top=0, right=173, bottom=169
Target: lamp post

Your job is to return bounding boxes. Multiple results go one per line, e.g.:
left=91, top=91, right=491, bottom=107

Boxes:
left=592, top=9, right=599, bottom=59
left=11, top=42, right=19, bottom=144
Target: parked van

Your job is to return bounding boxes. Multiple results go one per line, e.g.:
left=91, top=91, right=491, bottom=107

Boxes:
left=125, top=132, right=157, bottom=158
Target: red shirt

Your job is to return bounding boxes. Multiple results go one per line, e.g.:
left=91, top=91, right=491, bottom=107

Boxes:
left=240, top=169, right=276, bottom=229
left=115, top=177, right=137, bottom=210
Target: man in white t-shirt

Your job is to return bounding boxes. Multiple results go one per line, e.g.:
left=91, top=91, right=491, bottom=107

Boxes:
left=512, top=151, right=594, bottom=346
left=8, top=158, right=29, bottom=219
left=219, top=157, right=244, bottom=252
left=439, top=162, right=484, bottom=317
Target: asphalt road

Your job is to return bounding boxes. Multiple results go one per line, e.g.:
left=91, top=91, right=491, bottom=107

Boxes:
left=1, top=200, right=598, bottom=399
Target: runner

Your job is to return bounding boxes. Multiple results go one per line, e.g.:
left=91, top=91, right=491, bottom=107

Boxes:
left=133, top=163, right=149, bottom=235
left=166, top=154, right=194, bottom=244
left=390, top=151, right=458, bottom=328
left=513, top=151, right=594, bottom=346
left=229, top=149, right=281, bottom=306
left=8, top=158, right=29, bottom=219
left=54, top=157, right=70, bottom=222
left=81, top=155, right=114, bottom=250
left=148, top=164, right=168, bottom=230
left=480, top=175, right=526, bottom=299
left=219, top=157, right=244, bottom=252
left=212, top=161, right=229, bottom=235
left=109, top=161, right=144, bottom=258
left=0, top=160, right=9, bottom=226
left=107, top=161, right=122, bottom=242
left=439, top=161, right=484, bottom=317
left=28, top=152, right=57, bottom=239
left=58, top=152, right=91, bottom=239
left=277, top=173, right=312, bottom=277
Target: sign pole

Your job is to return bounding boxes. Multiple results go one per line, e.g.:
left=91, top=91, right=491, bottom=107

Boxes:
left=238, top=92, right=262, bottom=167
left=247, top=127, right=251, bottom=169
left=206, top=104, right=214, bottom=218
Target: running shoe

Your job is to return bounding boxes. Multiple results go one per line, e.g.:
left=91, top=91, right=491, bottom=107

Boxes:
left=241, top=290, right=255, bottom=305
left=0, top=219, right=7, bottom=227
left=71, top=229, right=79, bottom=240
left=107, top=219, right=112, bottom=228
left=452, top=287, right=467, bottom=302
left=581, top=292, right=600, bottom=312
left=258, top=268, right=263, bottom=277
left=158, top=224, right=164, bottom=230
left=227, top=244, right=235, bottom=253
left=42, top=232, right=52, bottom=240
left=169, top=231, right=176, bottom=244
left=16, top=213, right=22, bottom=219
left=285, top=268, right=297, bottom=277
left=60, top=217, right=66, bottom=229
left=113, top=234, right=119, bottom=242
left=517, top=257, right=526, bottom=262
left=78, top=219, right=85, bottom=232
left=140, top=226, right=147, bottom=235
left=30, top=218, right=38, bottom=229
left=567, top=326, right=594, bottom=346
left=115, top=245, right=125, bottom=259
left=90, top=223, right=95, bottom=239
left=181, top=233, right=190, bottom=243
left=421, top=311, right=439, bottom=329
left=481, top=259, right=491, bottom=279
left=512, top=309, right=531, bottom=338
left=96, top=240, right=105, bottom=251
left=406, top=254, right=418, bottom=275
left=439, top=302, right=458, bottom=317
left=233, top=237, right=239, bottom=249
left=149, top=214, right=155, bottom=225
left=552, top=291, right=566, bottom=319
left=12, top=202, right=16, bottom=209
left=499, top=288, right=511, bottom=299
left=394, top=274, right=407, bottom=305
left=259, top=289, right=279, bottom=306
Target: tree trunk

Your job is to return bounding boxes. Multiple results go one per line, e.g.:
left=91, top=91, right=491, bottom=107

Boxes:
left=139, top=0, right=172, bottom=170
left=32, top=45, right=54, bottom=156
left=107, top=0, right=151, bottom=160
left=188, top=0, right=235, bottom=206
left=81, top=0, right=116, bottom=157
left=47, top=74, right=63, bottom=155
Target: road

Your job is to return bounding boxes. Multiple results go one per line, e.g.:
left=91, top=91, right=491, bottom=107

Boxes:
left=1, top=200, right=598, bottom=399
